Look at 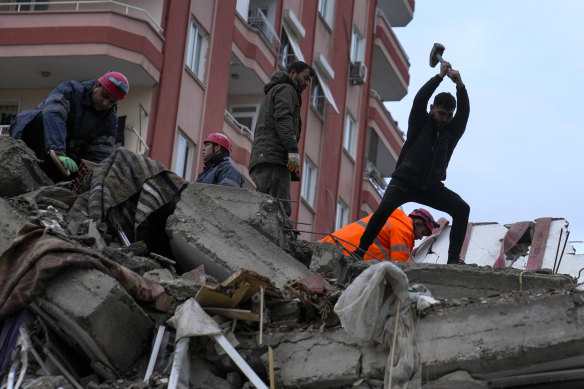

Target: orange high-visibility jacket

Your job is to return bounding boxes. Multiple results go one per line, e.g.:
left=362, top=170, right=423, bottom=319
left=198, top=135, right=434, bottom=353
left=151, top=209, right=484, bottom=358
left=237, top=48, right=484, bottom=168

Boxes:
left=321, top=209, right=414, bottom=262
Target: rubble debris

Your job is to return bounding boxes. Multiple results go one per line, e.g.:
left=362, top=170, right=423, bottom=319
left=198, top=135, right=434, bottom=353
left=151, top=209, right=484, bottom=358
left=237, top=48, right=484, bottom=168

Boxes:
left=0, top=137, right=53, bottom=197
left=2, top=146, right=584, bottom=388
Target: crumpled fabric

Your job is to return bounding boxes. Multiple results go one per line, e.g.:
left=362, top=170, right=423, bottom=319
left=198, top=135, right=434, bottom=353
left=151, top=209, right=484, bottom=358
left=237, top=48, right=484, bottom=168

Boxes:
left=69, top=148, right=187, bottom=237
left=334, top=262, right=438, bottom=389
left=0, top=220, right=165, bottom=321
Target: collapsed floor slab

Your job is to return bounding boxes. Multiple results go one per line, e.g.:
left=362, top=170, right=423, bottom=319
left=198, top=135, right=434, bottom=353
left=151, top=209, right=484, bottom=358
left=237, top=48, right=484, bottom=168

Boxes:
left=417, top=289, right=584, bottom=380
left=166, top=183, right=311, bottom=287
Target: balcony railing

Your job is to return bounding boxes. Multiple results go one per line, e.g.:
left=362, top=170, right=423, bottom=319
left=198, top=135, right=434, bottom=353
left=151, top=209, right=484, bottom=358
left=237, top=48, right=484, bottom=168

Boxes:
left=247, top=5, right=279, bottom=51
left=0, top=1, right=163, bottom=34
left=225, top=110, right=253, bottom=138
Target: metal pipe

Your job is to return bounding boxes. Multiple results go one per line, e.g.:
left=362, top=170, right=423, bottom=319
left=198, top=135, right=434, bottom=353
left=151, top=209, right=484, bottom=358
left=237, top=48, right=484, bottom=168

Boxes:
left=556, top=230, right=570, bottom=274
left=553, top=229, right=563, bottom=274
left=144, top=325, right=166, bottom=382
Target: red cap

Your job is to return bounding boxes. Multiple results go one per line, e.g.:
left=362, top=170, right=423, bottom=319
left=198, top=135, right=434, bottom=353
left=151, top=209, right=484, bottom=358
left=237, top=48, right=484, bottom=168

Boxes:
left=409, top=208, right=440, bottom=232
left=204, top=132, right=232, bottom=152
left=98, top=71, right=129, bottom=100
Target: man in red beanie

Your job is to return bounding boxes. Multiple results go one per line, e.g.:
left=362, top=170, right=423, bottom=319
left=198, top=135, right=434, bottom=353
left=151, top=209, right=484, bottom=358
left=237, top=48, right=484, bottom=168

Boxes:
left=9, top=71, right=129, bottom=181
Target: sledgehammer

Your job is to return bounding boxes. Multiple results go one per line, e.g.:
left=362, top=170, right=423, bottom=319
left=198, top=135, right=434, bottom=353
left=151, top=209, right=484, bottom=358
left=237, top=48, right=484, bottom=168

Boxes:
left=429, top=43, right=451, bottom=73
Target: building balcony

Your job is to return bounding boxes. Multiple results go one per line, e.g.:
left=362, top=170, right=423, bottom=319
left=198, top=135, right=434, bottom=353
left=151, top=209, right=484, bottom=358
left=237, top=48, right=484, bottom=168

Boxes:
left=232, top=2, right=279, bottom=85
left=371, top=10, right=410, bottom=101
left=0, top=1, right=164, bottom=89
left=377, top=0, right=414, bottom=27
left=363, top=91, right=404, bottom=195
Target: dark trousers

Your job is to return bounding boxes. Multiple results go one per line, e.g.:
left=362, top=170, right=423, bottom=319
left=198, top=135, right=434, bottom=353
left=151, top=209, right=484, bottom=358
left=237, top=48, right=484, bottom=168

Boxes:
left=250, top=164, right=292, bottom=216
left=359, top=179, right=470, bottom=260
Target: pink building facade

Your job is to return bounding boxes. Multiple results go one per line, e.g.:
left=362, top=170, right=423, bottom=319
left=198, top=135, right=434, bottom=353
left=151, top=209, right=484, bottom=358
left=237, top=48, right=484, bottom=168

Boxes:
left=0, top=0, right=413, bottom=241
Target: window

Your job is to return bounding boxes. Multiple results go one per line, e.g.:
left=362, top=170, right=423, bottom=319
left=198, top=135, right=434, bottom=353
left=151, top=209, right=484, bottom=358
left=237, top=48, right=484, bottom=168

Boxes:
left=310, top=77, right=325, bottom=117
left=318, top=0, right=335, bottom=26
left=335, top=199, right=350, bottom=230
left=301, top=157, right=317, bottom=207
left=186, top=19, right=208, bottom=80
left=343, top=113, right=357, bottom=157
left=279, top=28, right=295, bottom=69
left=230, top=105, right=258, bottom=136
left=0, top=101, right=18, bottom=135
left=173, top=131, right=194, bottom=180
left=350, top=27, right=365, bottom=62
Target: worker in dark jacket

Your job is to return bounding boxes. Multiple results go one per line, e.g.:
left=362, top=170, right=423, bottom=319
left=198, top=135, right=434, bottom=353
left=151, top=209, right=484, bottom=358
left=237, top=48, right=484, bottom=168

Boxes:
left=354, top=61, right=470, bottom=265
left=9, top=71, right=129, bottom=180
left=248, top=61, right=313, bottom=216
left=196, top=132, right=244, bottom=187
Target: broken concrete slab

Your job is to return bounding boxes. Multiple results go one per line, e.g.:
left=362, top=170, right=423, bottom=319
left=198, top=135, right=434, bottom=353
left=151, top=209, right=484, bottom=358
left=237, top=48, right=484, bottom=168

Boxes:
left=167, top=184, right=311, bottom=287
left=189, top=183, right=295, bottom=250
left=312, top=242, right=576, bottom=299
left=33, top=268, right=153, bottom=377
left=417, top=289, right=584, bottom=380
left=394, top=262, right=576, bottom=299
left=0, top=137, right=53, bottom=196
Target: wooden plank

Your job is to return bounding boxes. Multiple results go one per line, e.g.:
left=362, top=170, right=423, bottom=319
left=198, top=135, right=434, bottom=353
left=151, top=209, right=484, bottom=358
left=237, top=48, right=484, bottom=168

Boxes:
left=204, top=308, right=260, bottom=322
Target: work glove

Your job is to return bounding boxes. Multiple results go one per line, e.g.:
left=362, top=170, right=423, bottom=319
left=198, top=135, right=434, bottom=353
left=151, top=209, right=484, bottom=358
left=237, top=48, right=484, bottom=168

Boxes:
left=287, top=152, right=300, bottom=174
left=57, top=155, right=78, bottom=173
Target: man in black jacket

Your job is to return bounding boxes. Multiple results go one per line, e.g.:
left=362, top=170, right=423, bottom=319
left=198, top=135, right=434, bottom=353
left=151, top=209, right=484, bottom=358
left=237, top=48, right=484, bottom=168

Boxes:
left=354, top=61, right=470, bottom=264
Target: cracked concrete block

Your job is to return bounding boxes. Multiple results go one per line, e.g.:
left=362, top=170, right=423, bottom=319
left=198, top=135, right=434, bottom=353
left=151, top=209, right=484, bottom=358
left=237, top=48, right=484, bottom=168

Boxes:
left=167, top=183, right=311, bottom=287
left=0, top=137, right=53, bottom=196
left=0, top=197, right=27, bottom=256
left=191, top=183, right=295, bottom=249
left=417, top=291, right=584, bottom=378
left=394, top=262, right=576, bottom=299
left=270, top=331, right=363, bottom=389
left=34, top=268, right=153, bottom=375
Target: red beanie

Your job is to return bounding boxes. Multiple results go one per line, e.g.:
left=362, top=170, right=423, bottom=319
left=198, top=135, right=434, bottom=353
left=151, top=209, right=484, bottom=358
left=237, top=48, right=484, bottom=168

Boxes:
left=98, top=72, right=129, bottom=100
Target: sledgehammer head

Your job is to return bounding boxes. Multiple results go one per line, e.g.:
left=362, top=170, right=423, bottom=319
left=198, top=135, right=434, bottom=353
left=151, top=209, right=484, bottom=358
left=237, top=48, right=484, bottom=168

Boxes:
left=429, top=43, right=446, bottom=68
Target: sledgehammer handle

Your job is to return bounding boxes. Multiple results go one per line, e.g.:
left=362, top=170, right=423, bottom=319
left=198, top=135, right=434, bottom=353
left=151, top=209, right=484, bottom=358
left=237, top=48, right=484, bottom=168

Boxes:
left=436, top=53, right=451, bottom=73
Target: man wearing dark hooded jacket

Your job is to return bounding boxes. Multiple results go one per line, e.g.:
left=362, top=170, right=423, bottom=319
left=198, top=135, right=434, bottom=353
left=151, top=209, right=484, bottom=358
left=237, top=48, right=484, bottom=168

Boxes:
left=248, top=61, right=313, bottom=216
left=354, top=61, right=470, bottom=265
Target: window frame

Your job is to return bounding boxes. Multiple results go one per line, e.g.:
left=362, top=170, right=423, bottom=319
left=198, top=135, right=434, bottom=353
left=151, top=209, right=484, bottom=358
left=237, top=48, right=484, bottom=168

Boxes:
left=343, top=112, right=357, bottom=158
left=350, top=27, right=365, bottom=63
left=186, top=18, right=208, bottom=80
left=335, top=199, right=350, bottom=230
left=310, top=76, right=325, bottom=117
left=173, top=130, right=194, bottom=180
left=300, top=156, right=318, bottom=207
left=318, top=0, right=335, bottom=26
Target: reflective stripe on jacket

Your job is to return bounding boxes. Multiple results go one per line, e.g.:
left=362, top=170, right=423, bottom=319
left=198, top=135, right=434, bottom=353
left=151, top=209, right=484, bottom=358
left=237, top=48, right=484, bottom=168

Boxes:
left=321, top=209, right=414, bottom=262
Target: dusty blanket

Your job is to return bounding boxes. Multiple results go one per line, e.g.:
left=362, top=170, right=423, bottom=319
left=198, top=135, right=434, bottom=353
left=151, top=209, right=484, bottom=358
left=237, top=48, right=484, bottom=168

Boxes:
left=70, top=148, right=187, bottom=236
left=0, top=220, right=165, bottom=321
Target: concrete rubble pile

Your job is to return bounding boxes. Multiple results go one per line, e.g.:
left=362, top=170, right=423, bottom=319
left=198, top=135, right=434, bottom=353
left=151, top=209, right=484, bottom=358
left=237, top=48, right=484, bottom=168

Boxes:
left=1, top=137, right=583, bottom=389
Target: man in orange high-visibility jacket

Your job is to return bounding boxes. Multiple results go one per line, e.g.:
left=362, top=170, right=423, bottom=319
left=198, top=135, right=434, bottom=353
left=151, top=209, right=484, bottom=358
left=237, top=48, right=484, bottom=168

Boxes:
left=321, top=208, right=439, bottom=262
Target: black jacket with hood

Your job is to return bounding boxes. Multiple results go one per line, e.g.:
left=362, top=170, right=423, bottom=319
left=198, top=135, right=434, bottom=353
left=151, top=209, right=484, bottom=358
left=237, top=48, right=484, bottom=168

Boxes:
left=248, top=71, right=302, bottom=174
left=391, top=75, right=470, bottom=189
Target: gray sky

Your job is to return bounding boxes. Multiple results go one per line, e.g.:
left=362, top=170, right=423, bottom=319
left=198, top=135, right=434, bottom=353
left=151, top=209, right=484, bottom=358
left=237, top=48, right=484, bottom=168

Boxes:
left=384, top=1, right=584, bottom=252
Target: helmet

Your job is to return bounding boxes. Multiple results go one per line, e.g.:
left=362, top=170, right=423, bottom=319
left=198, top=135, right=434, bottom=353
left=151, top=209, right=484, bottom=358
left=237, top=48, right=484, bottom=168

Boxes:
left=409, top=208, right=440, bottom=232
left=204, top=132, right=232, bottom=152
left=98, top=71, right=129, bottom=100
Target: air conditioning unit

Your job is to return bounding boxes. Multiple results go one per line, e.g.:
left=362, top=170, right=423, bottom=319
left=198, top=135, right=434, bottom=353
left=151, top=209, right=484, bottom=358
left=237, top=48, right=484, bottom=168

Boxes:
left=349, top=61, right=367, bottom=85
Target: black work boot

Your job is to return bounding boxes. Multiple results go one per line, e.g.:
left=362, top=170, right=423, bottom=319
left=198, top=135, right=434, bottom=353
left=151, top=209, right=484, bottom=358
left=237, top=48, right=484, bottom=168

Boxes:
left=447, top=256, right=465, bottom=265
